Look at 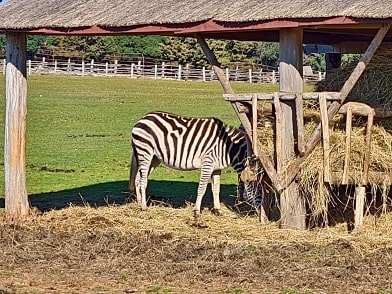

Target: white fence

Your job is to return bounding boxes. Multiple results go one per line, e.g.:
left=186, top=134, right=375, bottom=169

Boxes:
left=0, top=58, right=325, bottom=84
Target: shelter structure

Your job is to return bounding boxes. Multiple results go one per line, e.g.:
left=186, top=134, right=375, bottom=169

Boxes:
left=1, top=0, right=392, bottom=230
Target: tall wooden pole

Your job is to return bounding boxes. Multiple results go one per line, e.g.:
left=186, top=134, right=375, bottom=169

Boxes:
left=278, top=28, right=306, bottom=229
left=4, top=33, right=29, bottom=220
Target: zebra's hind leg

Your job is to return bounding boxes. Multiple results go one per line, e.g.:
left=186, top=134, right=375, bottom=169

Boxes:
left=210, top=170, right=223, bottom=216
left=135, top=156, right=160, bottom=211
left=194, top=166, right=213, bottom=220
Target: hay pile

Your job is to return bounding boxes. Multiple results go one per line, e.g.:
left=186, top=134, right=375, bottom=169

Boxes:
left=317, top=48, right=392, bottom=109
left=257, top=50, right=392, bottom=221
left=2, top=204, right=392, bottom=292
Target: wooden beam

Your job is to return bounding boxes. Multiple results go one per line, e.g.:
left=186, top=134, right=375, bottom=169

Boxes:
left=342, top=106, right=353, bottom=185
left=319, top=93, right=330, bottom=183
left=280, top=24, right=391, bottom=193
left=4, top=33, right=29, bottom=220
left=278, top=28, right=306, bottom=230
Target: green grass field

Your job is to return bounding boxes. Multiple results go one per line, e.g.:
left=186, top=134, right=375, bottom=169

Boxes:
left=0, top=75, right=279, bottom=209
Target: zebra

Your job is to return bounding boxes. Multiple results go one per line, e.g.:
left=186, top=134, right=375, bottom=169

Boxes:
left=129, top=111, right=263, bottom=219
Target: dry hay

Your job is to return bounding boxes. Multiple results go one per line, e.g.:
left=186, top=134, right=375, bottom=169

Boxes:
left=317, top=47, right=392, bottom=109
left=256, top=99, right=392, bottom=224
left=1, top=203, right=392, bottom=293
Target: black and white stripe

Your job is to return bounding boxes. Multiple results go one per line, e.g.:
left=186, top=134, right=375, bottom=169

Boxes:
left=129, top=111, right=257, bottom=218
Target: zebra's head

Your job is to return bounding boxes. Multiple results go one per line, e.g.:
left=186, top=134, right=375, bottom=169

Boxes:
left=238, top=155, right=265, bottom=209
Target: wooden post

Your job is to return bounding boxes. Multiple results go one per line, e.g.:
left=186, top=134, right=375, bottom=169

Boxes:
left=178, top=64, right=182, bottom=81
left=319, top=93, right=330, bottom=183
left=342, top=106, right=353, bottom=185
left=81, top=60, right=85, bottom=76
left=161, top=61, right=165, bottom=78
left=27, top=59, right=31, bottom=75
left=296, top=92, right=305, bottom=156
left=278, top=28, right=306, bottom=230
left=362, top=109, right=374, bottom=185
left=354, top=186, right=366, bottom=232
left=4, top=33, right=29, bottom=220
left=130, top=63, right=135, bottom=78
left=67, top=58, right=71, bottom=73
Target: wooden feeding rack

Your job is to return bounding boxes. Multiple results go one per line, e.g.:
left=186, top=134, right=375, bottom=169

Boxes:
left=224, top=91, right=392, bottom=231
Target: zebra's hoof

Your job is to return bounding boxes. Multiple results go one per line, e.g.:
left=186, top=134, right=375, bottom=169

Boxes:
left=193, top=210, right=201, bottom=219
left=211, top=208, right=223, bottom=216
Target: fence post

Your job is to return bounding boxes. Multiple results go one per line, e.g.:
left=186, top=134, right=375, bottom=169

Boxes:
left=154, top=64, right=158, bottom=79
left=272, top=70, right=276, bottom=84
left=185, top=63, right=189, bottom=80
left=114, top=60, right=118, bottom=75
left=2, top=59, right=5, bottom=74
left=225, top=68, right=229, bottom=81
left=42, top=57, right=45, bottom=74
left=137, top=60, right=144, bottom=76
left=130, top=63, right=134, bottom=78
left=54, top=60, right=57, bottom=74
left=105, top=62, right=108, bottom=76
left=90, top=59, right=94, bottom=74
left=202, top=66, right=206, bottom=82
left=82, top=60, right=85, bottom=76
left=249, top=68, right=252, bottom=83
left=318, top=71, right=322, bottom=81
left=67, top=58, right=71, bottom=74
left=28, top=60, right=31, bottom=75
left=161, top=62, right=165, bottom=78
left=178, top=64, right=182, bottom=81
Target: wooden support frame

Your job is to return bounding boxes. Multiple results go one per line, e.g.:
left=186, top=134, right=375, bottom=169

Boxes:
left=4, top=33, right=29, bottom=220
left=281, top=24, right=391, bottom=193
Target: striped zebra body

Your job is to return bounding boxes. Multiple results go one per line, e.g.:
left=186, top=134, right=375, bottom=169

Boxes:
left=130, top=111, right=254, bottom=218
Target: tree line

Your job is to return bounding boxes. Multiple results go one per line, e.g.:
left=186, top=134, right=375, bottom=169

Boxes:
left=0, top=35, right=358, bottom=71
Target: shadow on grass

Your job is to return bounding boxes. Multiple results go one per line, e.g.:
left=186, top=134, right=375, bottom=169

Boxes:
left=17, top=180, right=238, bottom=212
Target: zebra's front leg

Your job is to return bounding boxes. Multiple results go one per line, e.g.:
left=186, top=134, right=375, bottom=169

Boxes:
left=210, top=170, right=222, bottom=216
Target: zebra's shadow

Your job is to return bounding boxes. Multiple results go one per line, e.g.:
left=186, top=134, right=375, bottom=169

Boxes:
left=26, top=179, right=239, bottom=212
left=146, top=179, right=239, bottom=209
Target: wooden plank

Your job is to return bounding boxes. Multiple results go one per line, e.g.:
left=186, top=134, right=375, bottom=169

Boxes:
left=274, top=93, right=283, bottom=171
left=319, top=93, right=330, bottom=183
left=362, top=109, right=374, bottom=185
left=280, top=24, right=391, bottom=193
left=353, top=186, right=366, bottom=233
left=4, top=33, right=29, bottom=220
left=222, top=92, right=341, bottom=102
left=295, top=92, right=305, bottom=156
left=342, top=106, right=353, bottom=185
left=252, top=94, right=259, bottom=156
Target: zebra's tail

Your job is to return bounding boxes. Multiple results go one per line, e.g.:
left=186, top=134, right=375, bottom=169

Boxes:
left=129, top=145, right=138, bottom=194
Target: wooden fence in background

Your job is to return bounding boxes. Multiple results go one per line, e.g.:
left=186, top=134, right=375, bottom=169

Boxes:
left=0, top=58, right=325, bottom=84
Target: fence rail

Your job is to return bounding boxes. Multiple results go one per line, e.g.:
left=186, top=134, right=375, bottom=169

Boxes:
left=1, top=58, right=325, bottom=84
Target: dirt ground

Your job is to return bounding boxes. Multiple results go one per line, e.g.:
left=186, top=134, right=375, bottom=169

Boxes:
left=1, top=202, right=392, bottom=294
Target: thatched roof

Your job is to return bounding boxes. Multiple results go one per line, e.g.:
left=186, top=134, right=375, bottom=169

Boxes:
left=1, top=0, right=392, bottom=43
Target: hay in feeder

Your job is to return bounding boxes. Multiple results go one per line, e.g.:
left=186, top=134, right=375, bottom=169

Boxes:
left=317, top=47, right=392, bottom=110
left=258, top=70, right=392, bottom=220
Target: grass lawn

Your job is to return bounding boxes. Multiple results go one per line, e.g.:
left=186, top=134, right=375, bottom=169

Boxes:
left=0, top=74, right=279, bottom=210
